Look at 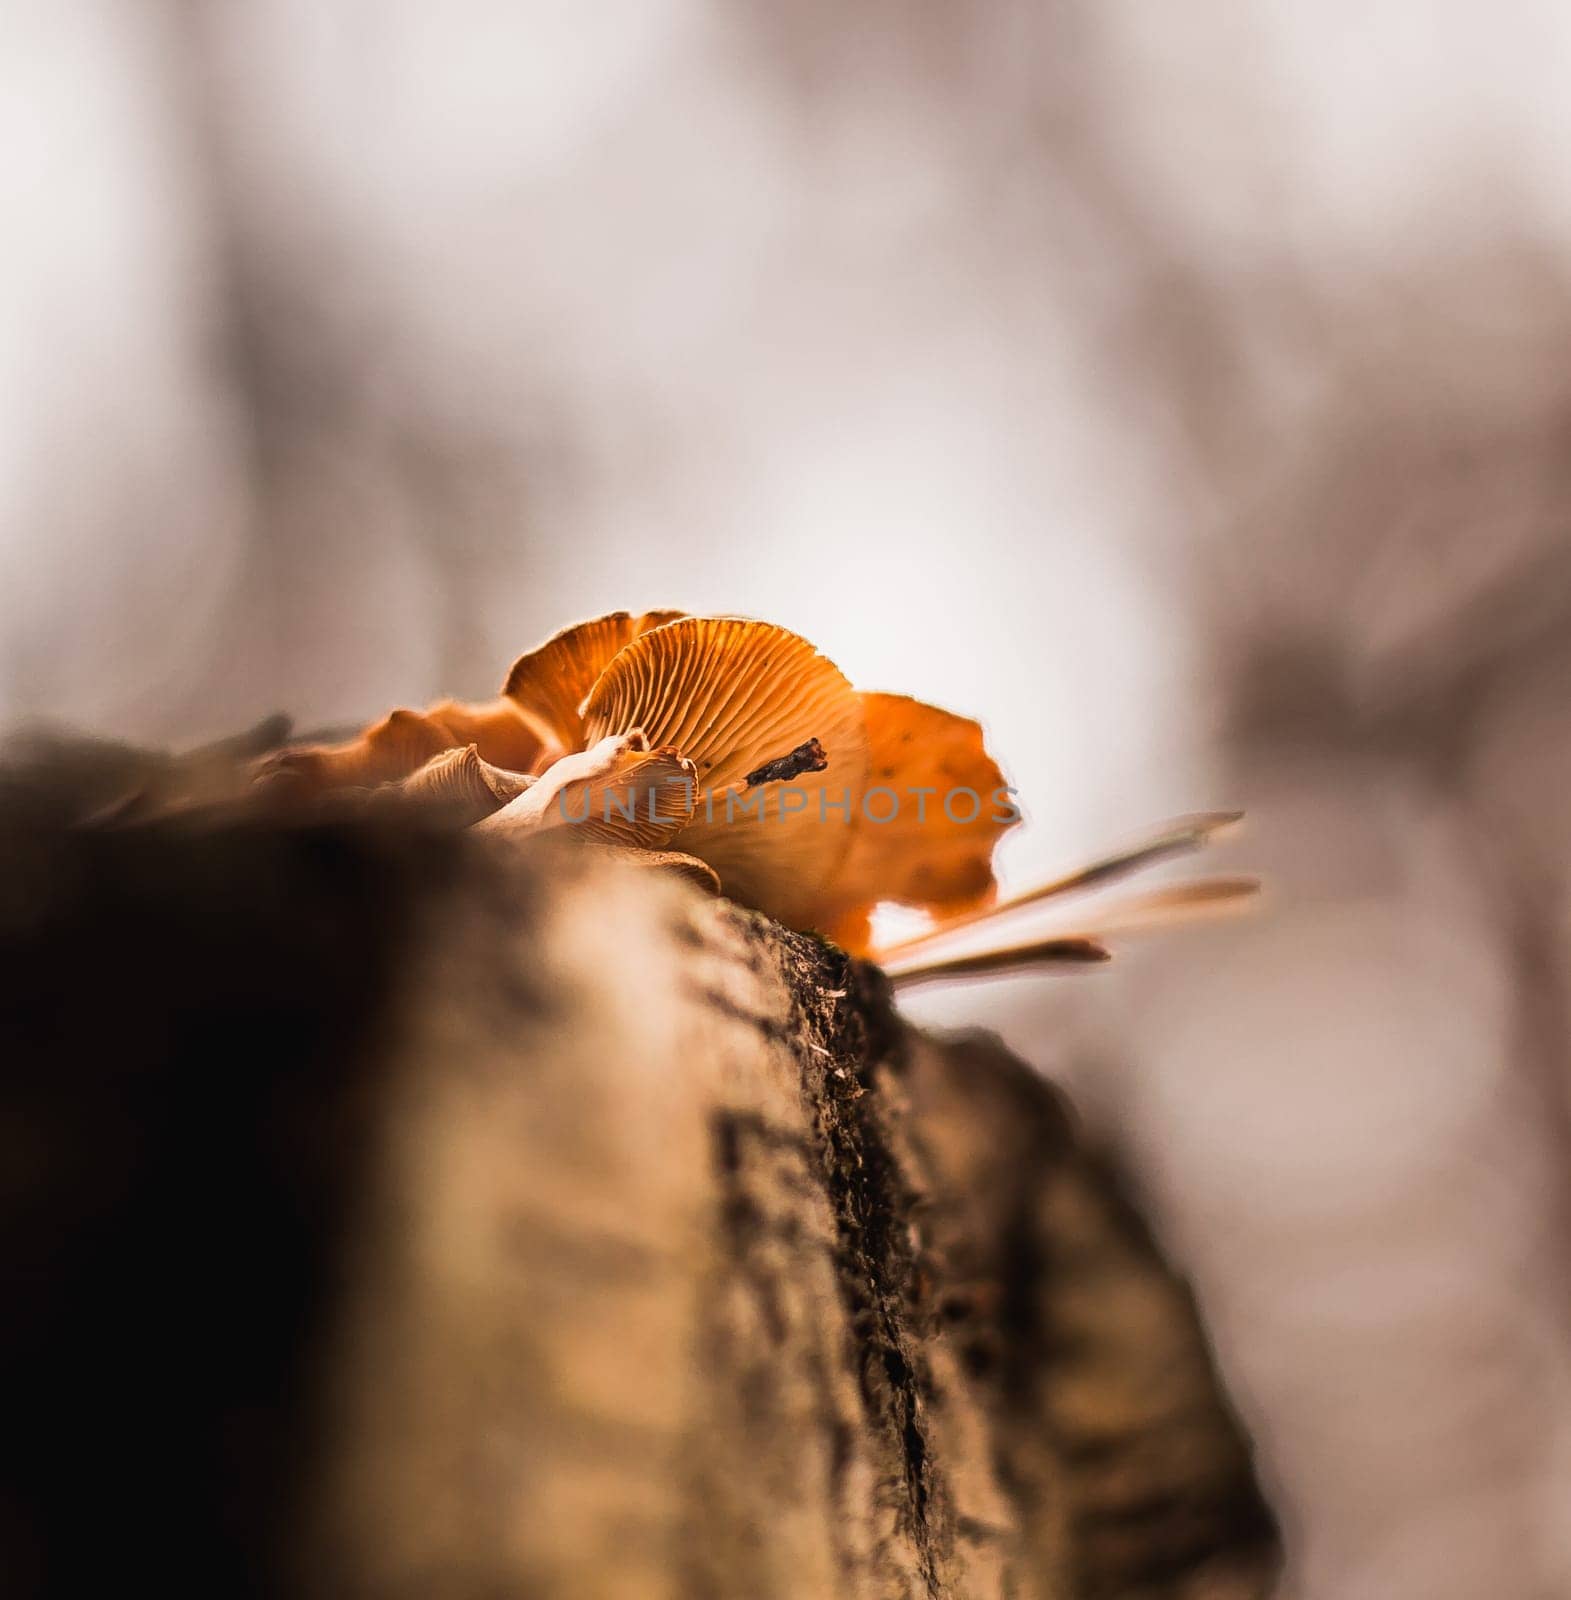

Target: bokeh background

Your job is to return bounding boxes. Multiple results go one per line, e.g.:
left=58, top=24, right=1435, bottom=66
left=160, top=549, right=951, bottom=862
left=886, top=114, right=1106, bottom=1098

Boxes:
left=5, top=4, right=1571, bottom=1594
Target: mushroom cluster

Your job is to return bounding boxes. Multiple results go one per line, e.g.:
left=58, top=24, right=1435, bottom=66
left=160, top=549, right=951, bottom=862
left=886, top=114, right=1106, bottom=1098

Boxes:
left=266, top=612, right=1019, bottom=957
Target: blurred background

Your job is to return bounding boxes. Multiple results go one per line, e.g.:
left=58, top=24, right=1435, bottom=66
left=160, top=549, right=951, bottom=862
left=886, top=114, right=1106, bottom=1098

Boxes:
left=4, top=3, right=1571, bottom=1594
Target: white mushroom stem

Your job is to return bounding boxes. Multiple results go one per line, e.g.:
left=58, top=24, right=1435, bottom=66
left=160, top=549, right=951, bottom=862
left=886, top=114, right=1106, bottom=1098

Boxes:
left=475, top=731, right=652, bottom=837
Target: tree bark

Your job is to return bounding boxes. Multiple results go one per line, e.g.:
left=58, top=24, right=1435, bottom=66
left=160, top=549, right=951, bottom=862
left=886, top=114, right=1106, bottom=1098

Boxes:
left=0, top=760, right=1276, bottom=1599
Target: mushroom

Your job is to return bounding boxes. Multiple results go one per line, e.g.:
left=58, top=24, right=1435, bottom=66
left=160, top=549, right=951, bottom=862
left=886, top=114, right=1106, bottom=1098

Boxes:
left=263, top=611, right=1254, bottom=965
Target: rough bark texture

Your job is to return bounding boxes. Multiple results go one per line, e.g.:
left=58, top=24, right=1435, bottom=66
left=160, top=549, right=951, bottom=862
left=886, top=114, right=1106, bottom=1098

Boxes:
left=0, top=757, right=1276, bottom=1599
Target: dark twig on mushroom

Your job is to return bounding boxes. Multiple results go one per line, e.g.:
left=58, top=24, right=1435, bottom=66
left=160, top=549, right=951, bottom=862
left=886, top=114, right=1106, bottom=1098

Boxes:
left=744, top=737, right=828, bottom=787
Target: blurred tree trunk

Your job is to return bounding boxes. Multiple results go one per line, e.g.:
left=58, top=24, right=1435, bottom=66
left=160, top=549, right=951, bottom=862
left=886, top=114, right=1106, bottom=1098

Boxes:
left=0, top=755, right=1275, bottom=1599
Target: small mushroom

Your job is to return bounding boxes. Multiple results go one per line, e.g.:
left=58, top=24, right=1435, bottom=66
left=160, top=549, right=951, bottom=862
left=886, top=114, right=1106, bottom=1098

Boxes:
left=579, top=617, right=869, bottom=929
left=502, top=609, right=684, bottom=755
left=476, top=730, right=698, bottom=851
left=260, top=698, right=550, bottom=792
left=391, top=744, right=535, bottom=826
